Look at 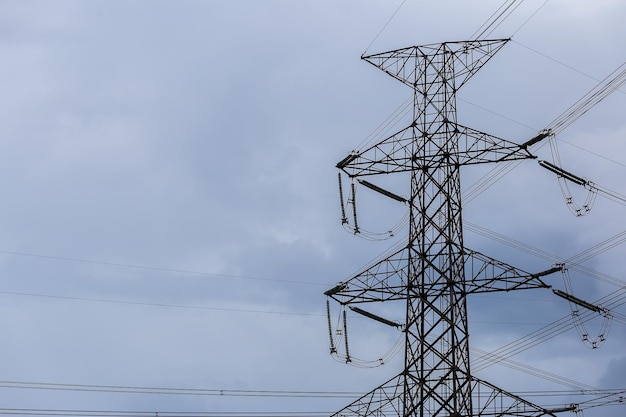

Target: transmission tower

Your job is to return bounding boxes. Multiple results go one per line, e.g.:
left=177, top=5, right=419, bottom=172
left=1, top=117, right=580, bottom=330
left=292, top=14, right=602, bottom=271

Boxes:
left=325, top=39, right=571, bottom=417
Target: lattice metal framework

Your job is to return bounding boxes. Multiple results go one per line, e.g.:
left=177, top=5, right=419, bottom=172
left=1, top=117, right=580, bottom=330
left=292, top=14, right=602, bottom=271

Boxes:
left=326, top=40, right=563, bottom=417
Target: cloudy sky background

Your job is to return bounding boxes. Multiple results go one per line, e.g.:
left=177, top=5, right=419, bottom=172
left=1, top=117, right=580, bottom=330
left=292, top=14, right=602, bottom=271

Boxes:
left=0, top=0, right=625, bottom=416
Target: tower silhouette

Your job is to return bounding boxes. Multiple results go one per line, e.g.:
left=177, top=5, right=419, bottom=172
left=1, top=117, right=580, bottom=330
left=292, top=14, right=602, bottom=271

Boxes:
left=325, top=39, right=567, bottom=417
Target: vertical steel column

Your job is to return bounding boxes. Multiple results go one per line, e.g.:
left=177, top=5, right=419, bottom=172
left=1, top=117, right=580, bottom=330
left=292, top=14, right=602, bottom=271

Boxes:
left=403, top=44, right=470, bottom=417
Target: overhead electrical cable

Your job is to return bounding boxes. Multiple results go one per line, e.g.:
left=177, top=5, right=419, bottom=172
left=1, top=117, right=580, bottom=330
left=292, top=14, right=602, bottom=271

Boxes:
left=470, top=221, right=626, bottom=348
left=469, top=345, right=598, bottom=391
left=0, top=249, right=324, bottom=287
left=571, top=389, right=626, bottom=411
left=557, top=138, right=626, bottom=169
left=363, top=0, right=408, bottom=55
left=472, top=289, right=626, bottom=371
left=0, top=381, right=361, bottom=398
left=354, top=94, right=413, bottom=152
left=458, top=97, right=537, bottom=130
left=0, top=290, right=322, bottom=317
left=512, top=40, right=626, bottom=95
left=470, top=0, right=525, bottom=40
left=567, top=230, right=626, bottom=266
left=0, top=410, right=333, bottom=417
left=0, top=397, right=624, bottom=417
left=543, top=139, right=626, bottom=214
left=465, top=232, right=626, bottom=351
left=546, top=61, right=626, bottom=135
left=464, top=60, right=626, bottom=205
left=510, top=0, right=551, bottom=37
left=468, top=219, right=626, bottom=287
left=1, top=223, right=623, bottom=323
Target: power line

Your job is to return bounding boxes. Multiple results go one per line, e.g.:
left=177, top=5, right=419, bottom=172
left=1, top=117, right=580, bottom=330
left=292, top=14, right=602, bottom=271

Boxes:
left=0, top=381, right=360, bottom=398
left=363, top=0, right=408, bottom=54
left=0, top=410, right=332, bottom=417
left=510, top=0, right=551, bottom=37
left=0, top=390, right=623, bottom=416
left=512, top=39, right=626, bottom=94
left=558, top=138, right=626, bottom=169
left=2, top=379, right=614, bottom=400
left=463, top=58, right=626, bottom=205
left=470, top=0, right=526, bottom=39
left=0, top=290, right=322, bottom=317
left=0, top=221, right=623, bottom=323
left=546, top=61, right=626, bottom=135
left=0, top=249, right=324, bottom=287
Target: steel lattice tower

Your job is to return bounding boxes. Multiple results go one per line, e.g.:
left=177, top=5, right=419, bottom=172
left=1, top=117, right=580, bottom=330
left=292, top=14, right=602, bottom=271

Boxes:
left=326, top=39, right=566, bottom=417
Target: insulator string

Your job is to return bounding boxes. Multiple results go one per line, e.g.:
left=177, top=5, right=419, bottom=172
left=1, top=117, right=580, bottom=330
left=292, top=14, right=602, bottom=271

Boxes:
left=338, top=173, right=347, bottom=225
left=326, top=300, right=337, bottom=354
left=560, top=268, right=612, bottom=348
left=342, top=310, right=351, bottom=363
left=338, top=176, right=410, bottom=241
left=350, top=182, right=359, bottom=235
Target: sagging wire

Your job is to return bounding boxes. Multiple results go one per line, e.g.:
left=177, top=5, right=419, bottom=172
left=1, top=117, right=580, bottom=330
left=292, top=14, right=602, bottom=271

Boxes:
left=338, top=172, right=409, bottom=241
left=326, top=300, right=404, bottom=368
left=534, top=61, right=626, bottom=215
left=465, top=60, right=626, bottom=207
left=334, top=94, right=413, bottom=241
left=557, top=266, right=612, bottom=349
left=472, top=288, right=626, bottom=372
left=540, top=138, right=626, bottom=213
left=547, top=61, right=626, bottom=136
left=547, top=138, right=597, bottom=217
left=464, top=226, right=625, bottom=357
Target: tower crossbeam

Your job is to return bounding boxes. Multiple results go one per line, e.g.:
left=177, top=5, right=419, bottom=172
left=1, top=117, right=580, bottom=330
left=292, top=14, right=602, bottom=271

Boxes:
left=337, top=123, right=533, bottom=178
left=325, top=246, right=553, bottom=305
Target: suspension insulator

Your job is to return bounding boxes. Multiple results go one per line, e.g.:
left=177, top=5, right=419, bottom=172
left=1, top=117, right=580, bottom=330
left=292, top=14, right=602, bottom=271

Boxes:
left=324, top=282, right=347, bottom=297
left=338, top=173, right=348, bottom=224
left=521, top=129, right=552, bottom=149
left=553, top=289, right=603, bottom=313
left=336, top=152, right=359, bottom=169
left=350, top=182, right=359, bottom=234
left=538, top=160, right=587, bottom=186
left=349, top=305, right=400, bottom=328
left=532, top=265, right=563, bottom=278
left=343, top=310, right=351, bottom=363
left=326, top=300, right=337, bottom=354
left=358, top=179, right=407, bottom=203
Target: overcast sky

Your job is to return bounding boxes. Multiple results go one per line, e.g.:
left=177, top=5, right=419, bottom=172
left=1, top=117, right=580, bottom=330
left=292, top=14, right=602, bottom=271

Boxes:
left=0, top=1, right=625, bottom=416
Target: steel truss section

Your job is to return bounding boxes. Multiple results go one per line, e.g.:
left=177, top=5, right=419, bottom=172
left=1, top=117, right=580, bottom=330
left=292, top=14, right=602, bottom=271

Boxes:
left=330, top=373, right=559, bottom=417
left=327, top=39, right=562, bottom=417
left=336, top=123, right=534, bottom=177
left=325, top=245, right=553, bottom=305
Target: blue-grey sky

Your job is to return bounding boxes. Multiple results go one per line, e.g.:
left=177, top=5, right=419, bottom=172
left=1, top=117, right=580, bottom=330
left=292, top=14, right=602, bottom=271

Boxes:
left=0, top=1, right=625, bottom=416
